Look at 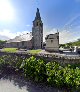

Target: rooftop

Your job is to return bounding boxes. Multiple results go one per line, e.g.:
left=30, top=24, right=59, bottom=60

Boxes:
left=6, top=32, right=32, bottom=43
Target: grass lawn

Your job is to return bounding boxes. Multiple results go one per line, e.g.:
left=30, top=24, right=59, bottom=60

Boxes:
left=2, top=48, right=18, bottom=53
left=28, top=49, right=42, bottom=54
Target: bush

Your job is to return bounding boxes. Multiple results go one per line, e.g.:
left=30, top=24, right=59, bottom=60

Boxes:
left=0, top=55, right=80, bottom=91
left=20, top=56, right=46, bottom=82
left=0, top=55, right=23, bottom=71
left=46, top=62, right=64, bottom=87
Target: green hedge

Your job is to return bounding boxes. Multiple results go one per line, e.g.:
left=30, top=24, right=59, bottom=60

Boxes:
left=0, top=55, right=80, bottom=91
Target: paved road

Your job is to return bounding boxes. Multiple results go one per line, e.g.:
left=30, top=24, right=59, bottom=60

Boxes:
left=0, top=72, right=66, bottom=92
left=39, top=50, right=80, bottom=58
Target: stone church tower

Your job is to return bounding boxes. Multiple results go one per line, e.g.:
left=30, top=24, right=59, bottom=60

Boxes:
left=32, top=8, right=43, bottom=49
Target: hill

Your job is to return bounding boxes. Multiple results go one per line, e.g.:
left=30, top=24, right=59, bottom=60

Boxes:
left=67, top=40, right=80, bottom=47
left=60, top=39, right=80, bottom=48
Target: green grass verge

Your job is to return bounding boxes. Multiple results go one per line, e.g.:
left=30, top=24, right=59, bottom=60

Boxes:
left=2, top=48, right=18, bottom=53
left=28, top=49, right=42, bottom=54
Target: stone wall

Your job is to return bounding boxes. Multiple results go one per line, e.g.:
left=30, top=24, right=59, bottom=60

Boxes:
left=0, top=51, right=80, bottom=65
left=5, top=40, right=32, bottom=49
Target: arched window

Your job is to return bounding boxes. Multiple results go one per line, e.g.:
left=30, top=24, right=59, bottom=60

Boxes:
left=36, top=22, right=38, bottom=26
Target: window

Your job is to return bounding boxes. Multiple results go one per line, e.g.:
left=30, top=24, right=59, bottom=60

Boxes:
left=41, top=42, right=42, bottom=48
left=57, top=36, right=59, bottom=39
left=51, top=40, right=53, bottom=43
left=17, top=42, right=19, bottom=47
left=49, top=38, right=54, bottom=39
left=36, top=22, right=38, bottom=26
left=41, top=30, right=42, bottom=33
left=22, top=41, right=24, bottom=46
left=40, top=23, right=42, bottom=27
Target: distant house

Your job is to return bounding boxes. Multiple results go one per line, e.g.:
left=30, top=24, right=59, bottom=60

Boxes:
left=5, top=8, right=43, bottom=49
left=45, top=32, right=59, bottom=52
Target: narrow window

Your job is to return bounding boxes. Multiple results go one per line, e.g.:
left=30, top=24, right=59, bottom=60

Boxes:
left=51, top=40, right=53, bottom=43
left=37, top=22, right=38, bottom=26
left=57, top=36, right=59, bottom=39
left=22, top=41, right=24, bottom=46
left=40, top=23, right=42, bottom=27
left=41, top=30, right=42, bottom=33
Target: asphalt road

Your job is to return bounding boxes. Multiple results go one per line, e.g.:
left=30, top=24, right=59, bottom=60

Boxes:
left=39, top=50, right=80, bottom=58
left=0, top=72, right=65, bottom=92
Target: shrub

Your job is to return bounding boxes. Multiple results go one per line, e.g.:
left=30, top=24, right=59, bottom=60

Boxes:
left=46, top=62, right=64, bottom=87
left=20, top=56, right=46, bottom=82
left=0, top=55, right=80, bottom=91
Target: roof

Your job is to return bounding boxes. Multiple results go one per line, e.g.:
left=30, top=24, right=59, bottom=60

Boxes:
left=45, top=32, right=59, bottom=40
left=6, top=32, right=32, bottom=43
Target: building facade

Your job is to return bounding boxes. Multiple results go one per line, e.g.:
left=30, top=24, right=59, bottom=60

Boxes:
left=5, top=33, right=32, bottom=49
left=45, top=32, right=59, bottom=52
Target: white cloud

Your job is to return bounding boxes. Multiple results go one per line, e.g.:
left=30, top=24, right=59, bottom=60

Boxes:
left=62, top=14, right=80, bottom=30
left=43, top=27, right=80, bottom=44
left=26, top=25, right=30, bottom=27
left=0, top=29, right=30, bottom=40
left=59, top=30, right=74, bottom=44
left=0, top=29, right=16, bottom=39
left=43, top=27, right=57, bottom=42
left=0, top=27, right=80, bottom=44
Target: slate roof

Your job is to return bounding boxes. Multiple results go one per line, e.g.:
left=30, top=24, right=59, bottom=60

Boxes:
left=6, top=32, right=32, bottom=43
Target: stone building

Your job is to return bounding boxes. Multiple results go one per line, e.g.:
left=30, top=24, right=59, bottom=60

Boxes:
left=5, top=33, right=32, bottom=49
left=45, top=32, right=59, bottom=52
left=5, top=8, right=43, bottom=49
left=5, top=8, right=59, bottom=51
left=32, top=8, right=43, bottom=49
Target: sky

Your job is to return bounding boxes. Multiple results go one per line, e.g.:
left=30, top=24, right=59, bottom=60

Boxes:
left=0, top=0, right=80, bottom=44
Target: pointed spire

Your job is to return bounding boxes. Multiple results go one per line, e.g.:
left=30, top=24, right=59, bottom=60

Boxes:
left=35, top=8, right=41, bottom=20
left=37, top=8, right=39, bottom=12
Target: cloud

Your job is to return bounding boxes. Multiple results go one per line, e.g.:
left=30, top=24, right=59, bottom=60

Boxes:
left=0, top=29, right=16, bottom=39
left=62, top=14, right=80, bottom=30
left=43, top=26, right=80, bottom=44
left=59, top=30, right=74, bottom=44
left=0, top=27, right=80, bottom=44
left=43, top=27, right=57, bottom=42
left=0, top=29, right=30, bottom=40
left=58, top=14, right=80, bottom=44
left=26, top=25, right=30, bottom=27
